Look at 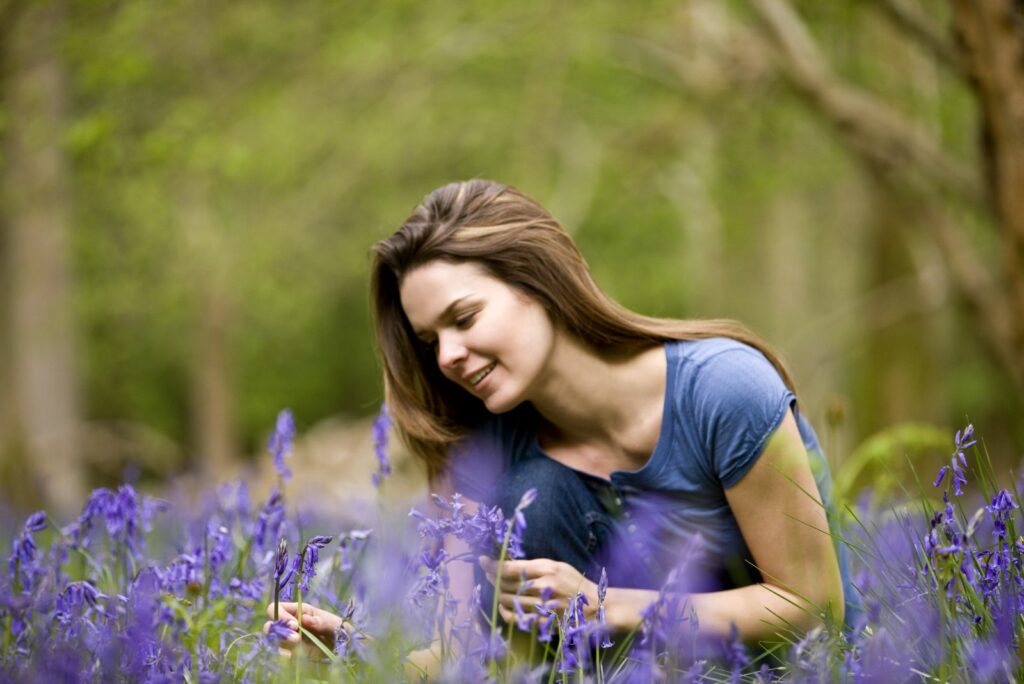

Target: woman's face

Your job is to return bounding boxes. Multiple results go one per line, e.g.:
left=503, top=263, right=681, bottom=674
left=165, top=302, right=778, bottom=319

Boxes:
left=399, top=260, right=556, bottom=414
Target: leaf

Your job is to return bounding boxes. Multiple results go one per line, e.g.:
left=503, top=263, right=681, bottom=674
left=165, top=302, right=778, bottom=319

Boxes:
left=299, top=625, right=339, bottom=662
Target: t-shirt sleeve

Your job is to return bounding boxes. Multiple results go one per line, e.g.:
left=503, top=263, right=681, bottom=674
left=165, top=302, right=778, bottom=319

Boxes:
left=689, top=346, right=796, bottom=489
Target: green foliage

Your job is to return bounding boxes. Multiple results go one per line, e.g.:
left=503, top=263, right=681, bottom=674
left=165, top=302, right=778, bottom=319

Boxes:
left=43, top=0, right=1013, bottom=468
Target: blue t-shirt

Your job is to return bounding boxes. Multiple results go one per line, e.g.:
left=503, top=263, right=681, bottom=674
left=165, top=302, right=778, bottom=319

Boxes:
left=449, top=337, right=856, bottom=622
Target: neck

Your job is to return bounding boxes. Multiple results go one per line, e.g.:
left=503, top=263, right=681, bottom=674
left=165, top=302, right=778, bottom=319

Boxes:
left=527, top=333, right=665, bottom=450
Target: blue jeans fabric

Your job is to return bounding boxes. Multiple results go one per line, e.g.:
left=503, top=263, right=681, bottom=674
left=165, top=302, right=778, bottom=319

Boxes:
left=477, top=454, right=664, bottom=604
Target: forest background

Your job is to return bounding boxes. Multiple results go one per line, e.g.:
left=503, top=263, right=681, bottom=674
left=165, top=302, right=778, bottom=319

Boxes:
left=2, top=0, right=1022, bottom=517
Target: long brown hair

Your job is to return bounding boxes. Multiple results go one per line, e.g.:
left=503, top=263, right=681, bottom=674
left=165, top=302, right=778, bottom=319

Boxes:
left=371, top=179, right=796, bottom=479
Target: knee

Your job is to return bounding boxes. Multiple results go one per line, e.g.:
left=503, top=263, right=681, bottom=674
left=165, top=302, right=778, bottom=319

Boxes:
left=495, top=457, right=610, bottom=569
left=496, top=456, right=586, bottom=518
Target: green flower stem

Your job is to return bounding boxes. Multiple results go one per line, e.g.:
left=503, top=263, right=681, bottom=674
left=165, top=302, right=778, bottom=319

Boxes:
left=273, top=576, right=281, bottom=622
left=489, top=519, right=515, bottom=634
left=295, top=545, right=307, bottom=684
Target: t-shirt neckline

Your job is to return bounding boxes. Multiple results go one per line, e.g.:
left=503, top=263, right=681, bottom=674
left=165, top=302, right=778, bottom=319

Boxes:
left=529, top=342, right=677, bottom=487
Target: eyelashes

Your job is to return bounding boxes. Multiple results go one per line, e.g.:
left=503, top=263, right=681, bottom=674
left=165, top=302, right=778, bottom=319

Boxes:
left=416, top=308, right=479, bottom=350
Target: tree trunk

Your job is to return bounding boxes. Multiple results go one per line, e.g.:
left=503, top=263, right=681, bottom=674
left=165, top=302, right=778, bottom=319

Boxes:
left=190, top=285, right=237, bottom=481
left=854, top=180, right=947, bottom=433
left=2, top=0, right=86, bottom=514
left=952, top=0, right=1024, bottom=371
left=748, top=0, right=1024, bottom=397
left=182, top=183, right=238, bottom=481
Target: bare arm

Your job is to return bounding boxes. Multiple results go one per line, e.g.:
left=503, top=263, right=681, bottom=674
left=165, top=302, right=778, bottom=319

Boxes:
left=490, top=410, right=844, bottom=642
left=605, top=410, right=844, bottom=638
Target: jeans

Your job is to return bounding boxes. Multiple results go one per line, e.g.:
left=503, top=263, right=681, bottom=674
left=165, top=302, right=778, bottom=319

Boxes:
left=477, top=453, right=665, bottom=607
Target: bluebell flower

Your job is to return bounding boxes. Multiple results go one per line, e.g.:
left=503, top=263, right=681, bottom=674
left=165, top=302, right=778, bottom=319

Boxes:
left=512, top=595, right=535, bottom=631
left=370, top=403, right=392, bottom=488
left=8, top=510, right=48, bottom=590
left=596, top=567, right=613, bottom=649
left=533, top=586, right=559, bottom=643
left=254, top=488, right=285, bottom=552
left=23, top=511, right=46, bottom=533
left=228, top=576, right=264, bottom=602
left=724, top=622, right=750, bottom=683
left=274, top=538, right=293, bottom=592
left=55, top=580, right=107, bottom=640
left=505, top=487, right=537, bottom=560
left=206, top=520, right=232, bottom=572
left=934, top=423, right=975, bottom=496
left=557, top=592, right=592, bottom=674
left=682, top=659, right=708, bottom=682
left=338, top=529, right=371, bottom=572
left=268, top=408, right=296, bottom=482
left=988, top=489, right=1018, bottom=540
left=415, top=493, right=514, bottom=558
left=265, top=619, right=294, bottom=646
left=293, top=535, right=334, bottom=592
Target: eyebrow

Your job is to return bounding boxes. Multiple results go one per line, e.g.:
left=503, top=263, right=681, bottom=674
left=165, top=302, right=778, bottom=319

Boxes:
left=411, top=296, right=472, bottom=339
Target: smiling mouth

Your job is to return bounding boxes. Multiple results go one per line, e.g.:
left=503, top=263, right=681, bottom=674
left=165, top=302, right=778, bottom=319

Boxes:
left=469, top=363, right=496, bottom=387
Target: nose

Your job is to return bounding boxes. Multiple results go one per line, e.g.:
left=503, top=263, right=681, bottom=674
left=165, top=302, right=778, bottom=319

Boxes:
left=436, top=331, right=468, bottom=372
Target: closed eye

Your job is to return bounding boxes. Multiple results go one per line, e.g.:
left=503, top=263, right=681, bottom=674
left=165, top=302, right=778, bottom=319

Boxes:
left=454, top=311, right=477, bottom=329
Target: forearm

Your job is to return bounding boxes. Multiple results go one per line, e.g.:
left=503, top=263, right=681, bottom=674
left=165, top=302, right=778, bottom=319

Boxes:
left=604, top=582, right=841, bottom=642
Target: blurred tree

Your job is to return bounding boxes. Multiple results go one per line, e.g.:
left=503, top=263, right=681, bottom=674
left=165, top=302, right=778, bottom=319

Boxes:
left=1, top=0, right=86, bottom=513
left=747, top=0, right=1024, bottom=401
left=0, top=0, right=1015, bottom=509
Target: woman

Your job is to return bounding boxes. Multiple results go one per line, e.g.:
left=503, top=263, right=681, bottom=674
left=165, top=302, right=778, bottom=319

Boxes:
left=268, top=179, right=854, bottom=670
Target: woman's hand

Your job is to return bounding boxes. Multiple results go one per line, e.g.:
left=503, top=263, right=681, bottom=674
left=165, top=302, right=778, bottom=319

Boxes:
left=479, top=556, right=598, bottom=623
left=263, top=602, right=345, bottom=659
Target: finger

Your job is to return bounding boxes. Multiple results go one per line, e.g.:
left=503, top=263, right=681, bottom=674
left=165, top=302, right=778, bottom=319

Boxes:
left=498, top=559, right=547, bottom=579
left=298, top=611, right=330, bottom=634
left=499, top=593, right=542, bottom=610
left=480, top=556, right=534, bottom=578
left=498, top=605, right=513, bottom=623
left=268, top=602, right=300, bottom=619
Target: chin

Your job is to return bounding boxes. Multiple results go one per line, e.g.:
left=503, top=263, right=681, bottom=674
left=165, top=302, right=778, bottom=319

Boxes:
left=482, top=393, right=523, bottom=415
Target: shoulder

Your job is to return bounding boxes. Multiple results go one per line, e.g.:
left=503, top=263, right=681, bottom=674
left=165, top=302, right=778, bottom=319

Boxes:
left=667, top=337, right=796, bottom=487
left=667, top=337, right=785, bottom=398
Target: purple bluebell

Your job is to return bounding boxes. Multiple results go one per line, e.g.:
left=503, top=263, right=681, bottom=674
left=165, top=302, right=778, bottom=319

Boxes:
left=228, top=576, right=264, bottom=602
left=505, top=487, right=537, bottom=560
left=8, top=510, right=47, bottom=591
left=414, top=493, right=513, bottom=558
left=724, top=623, right=750, bottom=683
left=338, top=529, right=372, bottom=572
left=988, top=489, right=1018, bottom=540
left=274, top=538, right=293, bottom=592
left=682, top=659, right=707, bottom=682
left=370, top=403, right=392, bottom=488
left=268, top=408, right=296, bottom=482
left=265, top=619, right=294, bottom=645
left=934, top=423, right=975, bottom=496
left=335, top=621, right=368, bottom=661
left=512, top=595, right=535, bottom=631
left=557, top=592, right=592, bottom=674
left=596, top=566, right=613, bottom=648
left=293, top=535, right=334, bottom=592
left=533, top=586, right=558, bottom=643
left=206, top=520, right=232, bottom=572
left=254, top=488, right=285, bottom=552
left=55, top=580, right=107, bottom=640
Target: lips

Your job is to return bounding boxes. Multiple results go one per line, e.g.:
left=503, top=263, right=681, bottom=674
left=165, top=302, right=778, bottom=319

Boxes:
left=466, top=362, right=496, bottom=387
